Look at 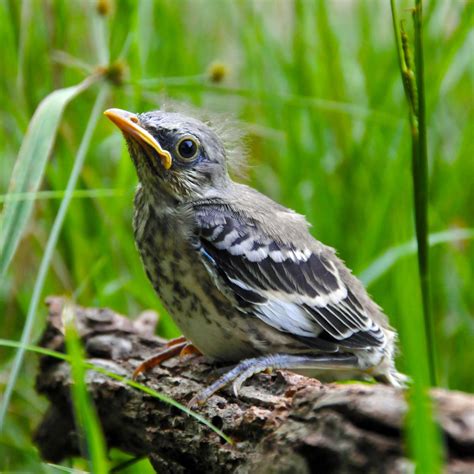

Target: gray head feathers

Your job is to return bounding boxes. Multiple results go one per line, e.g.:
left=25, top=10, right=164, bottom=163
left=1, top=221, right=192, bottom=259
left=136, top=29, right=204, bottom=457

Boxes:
left=146, top=101, right=249, bottom=179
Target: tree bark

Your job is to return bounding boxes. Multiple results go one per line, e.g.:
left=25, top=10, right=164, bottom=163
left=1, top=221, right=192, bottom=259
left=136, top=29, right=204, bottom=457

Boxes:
left=34, top=297, right=474, bottom=473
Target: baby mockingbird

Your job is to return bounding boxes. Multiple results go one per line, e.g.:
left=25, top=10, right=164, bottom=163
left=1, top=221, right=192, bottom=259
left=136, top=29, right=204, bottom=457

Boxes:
left=104, top=108, right=406, bottom=406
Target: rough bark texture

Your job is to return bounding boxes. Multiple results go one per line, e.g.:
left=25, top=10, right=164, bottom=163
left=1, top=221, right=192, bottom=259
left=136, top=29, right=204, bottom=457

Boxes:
left=35, top=297, right=474, bottom=473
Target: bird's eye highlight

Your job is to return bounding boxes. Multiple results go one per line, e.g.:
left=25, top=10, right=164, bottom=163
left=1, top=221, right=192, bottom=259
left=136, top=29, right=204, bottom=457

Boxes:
left=176, top=137, right=199, bottom=161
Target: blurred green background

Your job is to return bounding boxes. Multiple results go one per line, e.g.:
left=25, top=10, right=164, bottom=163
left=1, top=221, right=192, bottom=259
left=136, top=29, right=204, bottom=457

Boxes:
left=0, top=0, right=472, bottom=471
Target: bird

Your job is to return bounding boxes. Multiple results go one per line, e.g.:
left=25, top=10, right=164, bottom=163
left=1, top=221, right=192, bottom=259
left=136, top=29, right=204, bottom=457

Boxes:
left=104, top=107, right=407, bottom=406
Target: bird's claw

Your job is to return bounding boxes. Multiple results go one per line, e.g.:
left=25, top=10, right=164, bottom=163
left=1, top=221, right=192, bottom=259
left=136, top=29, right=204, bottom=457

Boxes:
left=188, top=368, right=254, bottom=408
left=232, top=377, right=246, bottom=398
left=187, top=392, right=208, bottom=409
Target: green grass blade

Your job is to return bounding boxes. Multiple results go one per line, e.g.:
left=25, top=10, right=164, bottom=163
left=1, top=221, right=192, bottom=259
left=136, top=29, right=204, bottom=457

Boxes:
left=0, top=188, right=126, bottom=204
left=0, top=85, right=108, bottom=431
left=109, top=455, right=146, bottom=473
left=44, top=463, right=88, bottom=473
left=98, top=371, right=234, bottom=445
left=0, top=338, right=233, bottom=444
left=0, top=339, right=70, bottom=360
left=0, top=75, right=99, bottom=281
left=62, top=303, right=109, bottom=474
left=91, top=3, right=109, bottom=66
left=15, top=0, right=30, bottom=100
left=360, top=228, right=474, bottom=287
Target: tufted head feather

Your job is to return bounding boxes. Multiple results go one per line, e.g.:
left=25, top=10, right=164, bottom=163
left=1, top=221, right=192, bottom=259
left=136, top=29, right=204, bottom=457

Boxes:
left=151, top=101, right=249, bottom=179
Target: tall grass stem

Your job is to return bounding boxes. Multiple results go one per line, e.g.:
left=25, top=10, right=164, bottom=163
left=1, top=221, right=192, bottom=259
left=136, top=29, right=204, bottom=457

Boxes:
left=389, top=0, right=435, bottom=385
left=390, top=1, right=442, bottom=472
left=63, top=303, right=109, bottom=473
left=412, top=0, right=436, bottom=387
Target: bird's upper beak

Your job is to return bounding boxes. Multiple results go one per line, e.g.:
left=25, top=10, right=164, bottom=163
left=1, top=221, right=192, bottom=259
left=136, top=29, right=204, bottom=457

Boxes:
left=104, top=108, right=172, bottom=170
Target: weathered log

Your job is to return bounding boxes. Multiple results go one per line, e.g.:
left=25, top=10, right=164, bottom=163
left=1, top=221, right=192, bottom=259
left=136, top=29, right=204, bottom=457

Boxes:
left=34, top=297, right=474, bottom=473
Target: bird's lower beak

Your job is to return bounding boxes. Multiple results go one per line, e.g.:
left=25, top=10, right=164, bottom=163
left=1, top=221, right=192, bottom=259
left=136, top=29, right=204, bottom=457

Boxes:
left=104, top=108, right=172, bottom=170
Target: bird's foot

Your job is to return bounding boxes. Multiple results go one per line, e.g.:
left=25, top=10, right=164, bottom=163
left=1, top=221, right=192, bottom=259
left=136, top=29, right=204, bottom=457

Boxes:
left=188, top=353, right=358, bottom=408
left=133, top=335, right=201, bottom=379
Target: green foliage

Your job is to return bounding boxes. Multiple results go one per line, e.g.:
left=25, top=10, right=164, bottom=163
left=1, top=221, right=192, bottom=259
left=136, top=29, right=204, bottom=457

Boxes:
left=0, top=76, right=96, bottom=279
left=0, top=84, right=109, bottom=431
left=0, top=0, right=472, bottom=472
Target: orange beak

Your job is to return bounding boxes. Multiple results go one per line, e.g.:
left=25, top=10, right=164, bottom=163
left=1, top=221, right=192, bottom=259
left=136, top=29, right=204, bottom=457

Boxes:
left=104, top=108, right=172, bottom=170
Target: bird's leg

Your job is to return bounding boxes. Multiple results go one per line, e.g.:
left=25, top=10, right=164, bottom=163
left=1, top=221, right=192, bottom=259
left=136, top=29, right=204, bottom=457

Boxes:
left=133, top=335, right=201, bottom=379
left=133, top=342, right=186, bottom=379
left=166, top=335, right=188, bottom=346
left=188, top=353, right=358, bottom=407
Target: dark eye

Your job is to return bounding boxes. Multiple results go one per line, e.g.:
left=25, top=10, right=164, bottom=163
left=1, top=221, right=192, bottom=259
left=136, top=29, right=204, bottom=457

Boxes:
left=176, top=137, right=199, bottom=161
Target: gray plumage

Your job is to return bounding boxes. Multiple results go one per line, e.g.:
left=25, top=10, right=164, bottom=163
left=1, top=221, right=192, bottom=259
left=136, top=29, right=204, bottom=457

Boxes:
left=105, top=108, right=406, bottom=404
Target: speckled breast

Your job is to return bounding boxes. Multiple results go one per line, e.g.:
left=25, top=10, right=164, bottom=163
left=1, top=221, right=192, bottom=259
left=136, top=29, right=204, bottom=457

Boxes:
left=132, top=191, right=254, bottom=362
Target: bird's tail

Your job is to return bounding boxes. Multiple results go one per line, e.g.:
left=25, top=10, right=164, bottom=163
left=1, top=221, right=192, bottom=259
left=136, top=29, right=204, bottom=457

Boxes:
left=373, top=329, right=410, bottom=388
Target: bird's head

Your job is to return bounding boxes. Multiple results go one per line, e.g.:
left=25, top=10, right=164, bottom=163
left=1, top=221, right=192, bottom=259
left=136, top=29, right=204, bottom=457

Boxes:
left=104, top=108, right=231, bottom=201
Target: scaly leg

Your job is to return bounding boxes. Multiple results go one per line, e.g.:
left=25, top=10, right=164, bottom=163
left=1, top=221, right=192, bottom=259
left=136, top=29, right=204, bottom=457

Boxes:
left=133, top=335, right=201, bottom=379
left=188, top=353, right=358, bottom=407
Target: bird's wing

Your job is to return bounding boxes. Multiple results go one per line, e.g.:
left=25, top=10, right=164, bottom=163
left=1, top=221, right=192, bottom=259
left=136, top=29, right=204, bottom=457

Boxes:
left=193, top=203, right=386, bottom=350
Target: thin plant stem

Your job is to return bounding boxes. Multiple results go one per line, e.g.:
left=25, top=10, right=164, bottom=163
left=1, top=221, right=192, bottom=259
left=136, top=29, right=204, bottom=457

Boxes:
left=63, top=304, right=108, bottom=473
left=413, top=0, right=436, bottom=387
left=389, top=1, right=442, bottom=472
left=0, top=188, right=126, bottom=203
left=390, top=0, right=436, bottom=386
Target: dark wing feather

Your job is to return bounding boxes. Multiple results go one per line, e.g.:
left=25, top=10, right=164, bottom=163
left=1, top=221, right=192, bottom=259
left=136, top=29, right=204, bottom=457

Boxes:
left=194, top=204, right=385, bottom=350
